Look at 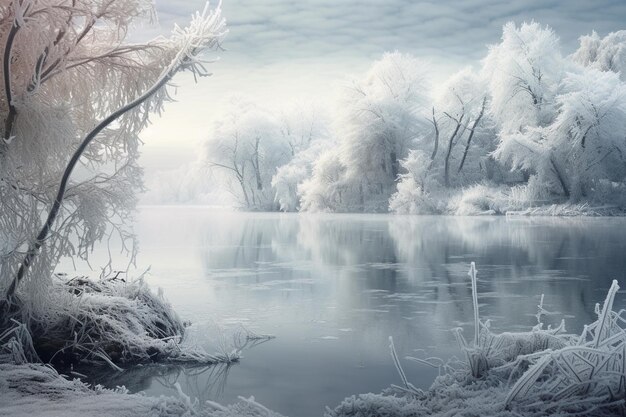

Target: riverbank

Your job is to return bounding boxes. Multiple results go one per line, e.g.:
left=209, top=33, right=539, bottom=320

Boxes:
left=0, top=362, right=285, bottom=417
left=4, top=267, right=623, bottom=417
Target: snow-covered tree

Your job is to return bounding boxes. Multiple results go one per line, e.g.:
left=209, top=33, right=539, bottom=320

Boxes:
left=429, top=68, right=492, bottom=187
left=278, top=104, right=329, bottom=157
left=542, top=69, right=626, bottom=198
left=299, top=149, right=348, bottom=212
left=270, top=105, right=332, bottom=211
left=0, top=0, right=226, bottom=303
left=485, top=22, right=572, bottom=197
left=272, top=136, right=334, bottom=212
left=490, top=26, right=626, bottom=199
left=300, top=52, right=430, bottom=212
left=572, top=31, right=626, bottom=81
left=205, top=98, right=290, bottom=210
left=483, top=22, right=564, bottom=132
left=389, top=68, right=495, bottom=213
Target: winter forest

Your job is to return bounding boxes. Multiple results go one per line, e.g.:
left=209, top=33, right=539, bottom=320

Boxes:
left=4, top=1, right=626, bottom=417
left=157, top=23, right=626, bottom=216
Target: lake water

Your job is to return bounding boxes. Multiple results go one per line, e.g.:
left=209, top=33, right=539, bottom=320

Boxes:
left=72, top=207, right=626, bottom=417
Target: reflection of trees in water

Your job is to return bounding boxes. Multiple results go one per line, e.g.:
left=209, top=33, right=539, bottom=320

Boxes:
left=388, top=216, right=626, bottom=330
left=80, top=363, right=232, bottom=403
left=79, top=336, right=274, bottom=404
left=73, top=324, right=274, bottom=405
left=295, top=215, right=398, bottom=269
left=194, top=213, right=626, bottom=354
left=199, top=216, right=278, bottom=269
left=156, top=363, right=232, bottom=403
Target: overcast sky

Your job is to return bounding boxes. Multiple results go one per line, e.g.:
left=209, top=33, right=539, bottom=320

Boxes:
left=137, top=0, right=626, bottom=173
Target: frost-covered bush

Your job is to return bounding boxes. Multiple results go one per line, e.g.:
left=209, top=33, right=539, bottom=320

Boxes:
left=389, top=177, right=440, bottom=214
left=453, top=184, right=510, bottom=215
left=389, top=150, right=442, bottom=214
left=572, top=30, right=626, bottom=81
left=299, top=150, right=351, bottom=212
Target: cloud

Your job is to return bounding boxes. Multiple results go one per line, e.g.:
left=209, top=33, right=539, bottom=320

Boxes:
left=148, top=0, right=626, bottom=66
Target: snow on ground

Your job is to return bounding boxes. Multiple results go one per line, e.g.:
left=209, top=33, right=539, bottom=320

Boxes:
left=0, top=362, right=285, bottom=417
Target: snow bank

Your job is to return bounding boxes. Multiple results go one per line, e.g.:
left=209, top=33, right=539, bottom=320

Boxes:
left=0, top=362, right=191, bottom=417
left=0, top=362, right=285, bottom=417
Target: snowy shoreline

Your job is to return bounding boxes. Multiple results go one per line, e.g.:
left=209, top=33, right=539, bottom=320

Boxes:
left=0, top=362, right=286, bottom=417
left=4, top=268, right=626, bottom=417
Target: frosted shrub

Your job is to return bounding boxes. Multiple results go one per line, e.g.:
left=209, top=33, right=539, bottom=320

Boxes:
left=390, top=150, right=441, bottom=214
left=389, top=177, right=440, bottom=214
left=299, top=150, right=350, bottom=212
left=454, top=184, right=508, bottom=215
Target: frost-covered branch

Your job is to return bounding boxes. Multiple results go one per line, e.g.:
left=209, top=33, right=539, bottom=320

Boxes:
left=5, top=2, right=226, bottom=300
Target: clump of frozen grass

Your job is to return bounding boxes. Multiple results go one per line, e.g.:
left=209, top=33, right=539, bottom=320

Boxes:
left=327, top=263, right=626, bottom=417
left=2, top=274, right=243, bottom=370
left=453, top=262, right=569, bottom=379
left=502, top=279, right=626, bottom=414
left=0, top=319, right=40, bottom=364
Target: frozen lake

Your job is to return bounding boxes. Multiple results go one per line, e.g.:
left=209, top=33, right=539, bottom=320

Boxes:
left=73, top=207, right=626, bottom=417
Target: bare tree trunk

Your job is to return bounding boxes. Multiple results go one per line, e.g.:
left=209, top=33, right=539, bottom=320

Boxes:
left=1, top=23, right=19, bottom=156
left=239, top=179, right=250, bottom=207
left=458, top=98, right=486, bottom=174
left=428, top=108, right=439, bottom=170
left=550, top=158, right=570, bottom=198
left=249, top=184, right=257, bottom=207
left=237, top=166, right=250, bottom=207
left=390, top=151, right=398, bottom=179
left=444, top=114, right=464, bottom=187
left=359, top=183, right=364, bottom=211
left=5, top=59, right=182, bottom=300
left=252, top=137, right=263, bottom=191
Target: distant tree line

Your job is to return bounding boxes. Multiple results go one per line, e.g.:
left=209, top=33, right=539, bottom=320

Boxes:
left=203, top=23, right=626, bottom=214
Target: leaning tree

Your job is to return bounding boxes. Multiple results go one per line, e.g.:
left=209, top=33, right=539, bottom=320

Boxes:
left=0, top=0, right=226, bottom=312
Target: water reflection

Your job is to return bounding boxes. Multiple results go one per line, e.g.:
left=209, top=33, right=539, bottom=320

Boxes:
left=80, top=363, right=233, bottom=403
left=106, top=210, right=626, bottom=417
